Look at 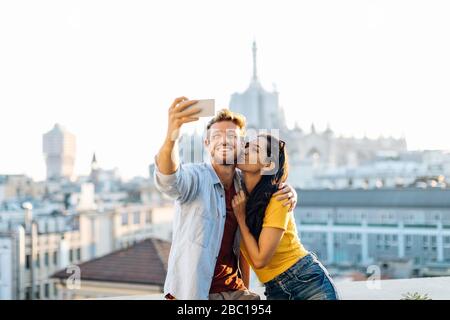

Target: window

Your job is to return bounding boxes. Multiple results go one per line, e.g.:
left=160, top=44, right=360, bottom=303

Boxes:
left=133, top=211, right=140, bottom=224
left=36, top=285, right=40, bottom=299
left=45, top=253, right=49, bottom=267
left=45, top=283, right=50, bottom=298
left=25, top=287, right=32, bottom=300
left=26, top=255, right=31, bottom=269
left=121, top=212, right=128, bottom=225
left=36, top=254, right=40, bottom=268
left=53, top=252, right=58, bottom=266
left=54, top=283, right=58, bottom=296
left=146, top=210, right=153, bottom=224
left=69, top=249, right=73, bottom=262
left=77, top=248, right=81, bottom=261
left=90, top=243, right=96, bottom=257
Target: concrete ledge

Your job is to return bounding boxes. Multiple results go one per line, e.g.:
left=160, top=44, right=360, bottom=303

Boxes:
left=96, top=276, right=450, bottom=300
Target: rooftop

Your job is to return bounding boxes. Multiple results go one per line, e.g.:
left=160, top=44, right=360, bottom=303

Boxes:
left=52, top=238, right=170, bottom=286
left=296, top=188, right=450, bottom=209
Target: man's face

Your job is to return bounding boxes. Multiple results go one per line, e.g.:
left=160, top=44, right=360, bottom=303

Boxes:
left=205, top=121, right=244, bottom=166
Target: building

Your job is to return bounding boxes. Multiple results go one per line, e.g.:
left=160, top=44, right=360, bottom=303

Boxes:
left=314, top=150, right=450, bottom=189
left=229, top=41, right=287, bottom=131
left=0, top=222, right=83, bottom=300
left=176, top=41, right=408, bottom=188
left=0, top=174, right=45, bottom=204
left=88, top=153, right=121, bottom=193
left=42, top=124, right=76, bottom=181
left=52, top=238, right=170, bottom=299
left=229, top=42, right=407, bottom=187
left=0, top=200, right=174, bottom=300
left=295, top=188, right=450, bottom=277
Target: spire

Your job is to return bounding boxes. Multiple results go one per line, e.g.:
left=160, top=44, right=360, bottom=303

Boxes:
left=53, top=123, right=65, bottom=132
left=310, top=123, right=316, bottom=134
left=252, top=40, right=258, bottom=81
left=91, top=152, right=99, bottom=171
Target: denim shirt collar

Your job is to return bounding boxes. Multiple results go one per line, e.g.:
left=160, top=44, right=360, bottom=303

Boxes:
left=206, top=163, right=243, bottom=191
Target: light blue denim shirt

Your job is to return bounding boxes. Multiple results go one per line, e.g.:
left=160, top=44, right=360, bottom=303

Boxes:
left=154, top=161, right=242, bottom=300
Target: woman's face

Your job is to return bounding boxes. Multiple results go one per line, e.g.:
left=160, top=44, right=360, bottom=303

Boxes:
left=237, top=136, right=271, bottom=174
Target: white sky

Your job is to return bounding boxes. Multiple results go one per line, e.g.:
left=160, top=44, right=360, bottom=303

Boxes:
left=1, top=0, right=449, bottom=181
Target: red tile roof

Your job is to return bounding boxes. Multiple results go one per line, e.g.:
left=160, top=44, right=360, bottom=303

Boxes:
left=52, top=238, right=171, bottom=286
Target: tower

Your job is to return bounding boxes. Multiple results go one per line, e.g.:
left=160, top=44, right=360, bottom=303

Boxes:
left=229, top=41, right=285, bottom=131
left=42, top=124, right=76, bottom=181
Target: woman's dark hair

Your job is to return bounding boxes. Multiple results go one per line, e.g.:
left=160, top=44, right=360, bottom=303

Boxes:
left=243, top=134, right=288, bottom=241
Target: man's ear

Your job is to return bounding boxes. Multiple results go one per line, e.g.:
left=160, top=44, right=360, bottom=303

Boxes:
left=204, top=138, right=210, bottom=147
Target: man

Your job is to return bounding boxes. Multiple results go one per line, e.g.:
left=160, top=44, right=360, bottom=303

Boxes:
left=154, top=97, right=297, bottom=300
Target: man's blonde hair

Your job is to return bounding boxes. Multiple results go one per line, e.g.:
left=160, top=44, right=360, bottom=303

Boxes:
left=206, top=109, right=246, bottom=134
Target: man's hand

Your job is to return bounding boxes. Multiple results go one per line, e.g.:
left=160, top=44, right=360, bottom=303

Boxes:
left=166, top=97, right=201, bottom=141
left=156, top=97, right=201, bottom=175
left=273, top=183, right=298, bottom=211
left=232, top=190, right=247, bottom=224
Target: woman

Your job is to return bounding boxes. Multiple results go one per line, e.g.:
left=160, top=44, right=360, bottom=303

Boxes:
left=231, top=134, right=339, bottom=300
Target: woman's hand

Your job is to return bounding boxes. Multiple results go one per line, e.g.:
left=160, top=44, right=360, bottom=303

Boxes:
left=273, top=182, right=298, bottom=211
left=231, top=190, right=247, bottom=223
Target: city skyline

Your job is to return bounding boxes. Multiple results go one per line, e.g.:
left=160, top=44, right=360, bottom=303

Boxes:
left=1, top=0, right=450, bottom=181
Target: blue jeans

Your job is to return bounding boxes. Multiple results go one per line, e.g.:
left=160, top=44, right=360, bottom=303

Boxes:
left=264, top=253, right=340, bottom=300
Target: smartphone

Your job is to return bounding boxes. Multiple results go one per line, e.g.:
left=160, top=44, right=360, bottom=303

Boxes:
left=189, top=99, right=215, bottom=117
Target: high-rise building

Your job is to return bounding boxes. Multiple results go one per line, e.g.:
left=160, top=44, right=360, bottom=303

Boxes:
left=42, top=124, right=76, bottom=181
left=229, top=41, right=287, bottom=131
left=295, top=188, right=450, bottom=276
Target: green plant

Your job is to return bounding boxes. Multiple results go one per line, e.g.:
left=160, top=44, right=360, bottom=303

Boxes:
left=401, top=292, right=431, bottom=300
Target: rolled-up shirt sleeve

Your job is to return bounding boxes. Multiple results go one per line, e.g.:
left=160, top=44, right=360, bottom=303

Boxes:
left=153, top=157, right=200, bottom=203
